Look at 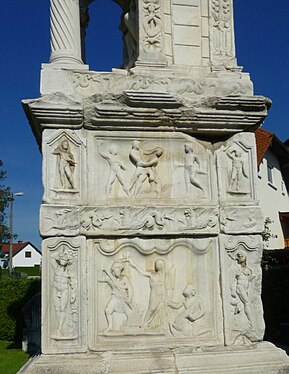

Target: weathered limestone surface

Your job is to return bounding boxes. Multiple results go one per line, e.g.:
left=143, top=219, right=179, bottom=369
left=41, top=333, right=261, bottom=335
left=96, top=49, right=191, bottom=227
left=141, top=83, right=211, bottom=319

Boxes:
left=21, top=0, right=289, bottom=373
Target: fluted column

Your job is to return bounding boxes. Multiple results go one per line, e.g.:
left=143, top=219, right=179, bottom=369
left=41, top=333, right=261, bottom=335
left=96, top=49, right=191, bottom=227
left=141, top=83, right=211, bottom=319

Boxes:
left=50, top=0, right=83, bottom=65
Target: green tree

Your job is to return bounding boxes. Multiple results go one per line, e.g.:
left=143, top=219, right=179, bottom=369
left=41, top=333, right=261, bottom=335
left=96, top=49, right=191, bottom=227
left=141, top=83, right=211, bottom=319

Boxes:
left=0, top=160, right=10, bottom=250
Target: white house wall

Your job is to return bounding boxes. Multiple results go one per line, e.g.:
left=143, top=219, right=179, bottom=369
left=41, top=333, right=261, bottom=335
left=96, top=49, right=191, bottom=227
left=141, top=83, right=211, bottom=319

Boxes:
left=257, top=149, right=289, bottom=249
left=13, top=244, right=42, bottom=268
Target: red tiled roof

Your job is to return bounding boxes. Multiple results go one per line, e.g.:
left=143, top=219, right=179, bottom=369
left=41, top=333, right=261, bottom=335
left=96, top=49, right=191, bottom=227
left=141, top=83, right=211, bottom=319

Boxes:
left=1, top=242, right=30, bottom=257
left=255, top=128, right=274, bottom=166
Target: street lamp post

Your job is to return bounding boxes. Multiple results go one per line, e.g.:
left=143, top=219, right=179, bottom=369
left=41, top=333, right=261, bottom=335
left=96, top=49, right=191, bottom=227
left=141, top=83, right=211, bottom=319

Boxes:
left=8, top=192, right=24, bottom=277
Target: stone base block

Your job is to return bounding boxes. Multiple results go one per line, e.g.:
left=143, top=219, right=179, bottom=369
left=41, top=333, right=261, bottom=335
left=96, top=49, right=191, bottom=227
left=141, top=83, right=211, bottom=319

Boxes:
left=19, top=343, right=289, bottom=374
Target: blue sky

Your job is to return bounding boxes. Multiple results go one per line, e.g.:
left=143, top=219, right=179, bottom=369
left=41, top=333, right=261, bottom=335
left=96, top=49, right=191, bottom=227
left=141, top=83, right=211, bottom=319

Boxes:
left=0, top=0, right=288, bottom=249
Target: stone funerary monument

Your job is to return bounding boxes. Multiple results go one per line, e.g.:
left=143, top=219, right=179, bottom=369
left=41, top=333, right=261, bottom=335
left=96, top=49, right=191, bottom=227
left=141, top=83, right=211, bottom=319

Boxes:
left=22, top=0, right=289, bottom=372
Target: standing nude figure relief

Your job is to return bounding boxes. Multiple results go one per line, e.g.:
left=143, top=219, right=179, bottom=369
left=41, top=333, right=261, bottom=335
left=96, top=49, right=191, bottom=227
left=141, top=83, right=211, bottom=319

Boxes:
left=53, top=138, right=76, bottom=190
left=51, top=246, right=78, bottom=340
left=226, top=147, right=249, bottom=193
left=184, top=144, right=207, bottom=197
left=230, top=250, right=255, bottom=330
left=129, top=140, right=163, bottom=198
left=98, top=142, right=130, bottom=197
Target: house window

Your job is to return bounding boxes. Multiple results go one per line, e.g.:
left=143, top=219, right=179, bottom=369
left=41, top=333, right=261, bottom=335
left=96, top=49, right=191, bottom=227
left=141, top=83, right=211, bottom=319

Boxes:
left=25, top=251, right=32, bottom=258
left=267, top=163, right=274, bottom=185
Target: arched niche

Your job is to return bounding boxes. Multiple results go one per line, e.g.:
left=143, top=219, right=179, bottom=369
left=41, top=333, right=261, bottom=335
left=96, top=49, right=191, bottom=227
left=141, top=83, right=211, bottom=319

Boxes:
left=80, top=0, right=137, bottom=70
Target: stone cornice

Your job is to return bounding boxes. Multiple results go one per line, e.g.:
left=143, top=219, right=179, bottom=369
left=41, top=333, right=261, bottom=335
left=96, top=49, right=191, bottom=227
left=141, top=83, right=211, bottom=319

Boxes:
left=23, top=92, right=271, bottom=146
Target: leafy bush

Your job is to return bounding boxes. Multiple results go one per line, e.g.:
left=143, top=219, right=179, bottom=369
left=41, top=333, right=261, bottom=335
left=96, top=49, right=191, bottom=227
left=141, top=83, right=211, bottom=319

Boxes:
left=0, top=279, right=41, bottom=342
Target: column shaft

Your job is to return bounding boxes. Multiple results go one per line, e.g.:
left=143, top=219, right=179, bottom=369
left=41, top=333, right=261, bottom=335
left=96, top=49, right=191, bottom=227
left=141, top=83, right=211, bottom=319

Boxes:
left=50, top=0, right=83, bottom=65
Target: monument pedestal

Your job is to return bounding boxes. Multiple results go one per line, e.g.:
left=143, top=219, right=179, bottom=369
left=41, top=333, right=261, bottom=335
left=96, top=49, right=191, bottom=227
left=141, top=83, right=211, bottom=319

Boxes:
left=22, top=0, right=289, bottom=373
left=20, top=343, right=289, bottom=374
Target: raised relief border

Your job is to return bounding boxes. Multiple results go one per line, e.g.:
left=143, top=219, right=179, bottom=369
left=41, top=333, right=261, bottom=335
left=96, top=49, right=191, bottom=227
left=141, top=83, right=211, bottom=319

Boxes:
left=219, top=235, right=264, bottom=346
left=40, top=205, right=219, bottom=237
left=42, top=236, right=87, bottom=354
left=88, top=133, right=217, bottom=204
left=216, top=133, right=258, bottom=204
left=43, top=129, right=86, bottom=204
left=220, top=206, right=263, bottom=234
left=87, top=238, right=223, bottom=350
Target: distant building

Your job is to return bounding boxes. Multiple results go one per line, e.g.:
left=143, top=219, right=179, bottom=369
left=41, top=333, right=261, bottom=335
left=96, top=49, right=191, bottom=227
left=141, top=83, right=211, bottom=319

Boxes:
left=1, top=241, right=42, bottom=268
left=255, top=128, right=289, bottom=249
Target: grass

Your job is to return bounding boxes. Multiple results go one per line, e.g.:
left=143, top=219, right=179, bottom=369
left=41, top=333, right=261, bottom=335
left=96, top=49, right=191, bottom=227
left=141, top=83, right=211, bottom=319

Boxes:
left=0, top=267, right=41, bottom=280
left=0, top=340, right=29, bottom=374
left=15, top=267, right=41, bottom=278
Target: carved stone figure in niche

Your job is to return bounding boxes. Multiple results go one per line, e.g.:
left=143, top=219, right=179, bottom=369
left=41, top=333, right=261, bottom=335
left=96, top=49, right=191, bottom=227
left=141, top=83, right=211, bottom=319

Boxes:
left=121, top=0, right=137, bottom=68
left=168, top=284, right=205, bottom=337
left=129, top=140, right=163, bottom=197
left=230, top=250, right=255, bottom=328
left=126, top=258, right=166, bottom=331
left=53, top=138, right=76, bottom=190
left=184, top=144, right=206, bottom=197
left=98, top=142, right=130, bottom=197
left=226, top=147, right=249, bottom=193
left=143, top=0, right=162, bottom=52
left=51, top=246, right=77, bottom=340
left=100, top=262, right=133, bottom=333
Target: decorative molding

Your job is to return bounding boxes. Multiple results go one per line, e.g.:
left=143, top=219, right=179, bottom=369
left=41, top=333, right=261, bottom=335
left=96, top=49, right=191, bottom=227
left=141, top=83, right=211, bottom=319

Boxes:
left=80, top=206, right=219, bottom=236
left=209, top=0, right=236, bottom=67
left=42, top=236, right=87, bottom=354
left=224, top=235, right=263, bottom=253
left=95, top=238, right=212, bottom=257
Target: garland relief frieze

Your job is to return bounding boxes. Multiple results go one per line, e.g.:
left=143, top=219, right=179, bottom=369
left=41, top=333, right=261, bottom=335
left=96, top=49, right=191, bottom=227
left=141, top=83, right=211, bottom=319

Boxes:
left=41, top=205, right=219, bottom=237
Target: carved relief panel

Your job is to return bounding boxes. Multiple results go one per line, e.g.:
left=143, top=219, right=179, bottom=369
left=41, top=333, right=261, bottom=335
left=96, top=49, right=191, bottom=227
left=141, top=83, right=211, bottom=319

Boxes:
left=40, top=205, right=80, bottom=237
left=87, top=237, right=223, bottom=350
left=43, top=129, right=86, bottom=204
left=216, top=133, right=258, bottom=204
left=40, top=204, right=219, bottom=238
left=219, top=235, right=265, bottom=346
left=220, top=206, right=263, bottom=235
left=209, top=0, right=237, bottom=68
left=87, top=131, right=217, bottom=206
left=42, top=236, right=87, bottom=354
left=137, top=0, right=167, bottom=66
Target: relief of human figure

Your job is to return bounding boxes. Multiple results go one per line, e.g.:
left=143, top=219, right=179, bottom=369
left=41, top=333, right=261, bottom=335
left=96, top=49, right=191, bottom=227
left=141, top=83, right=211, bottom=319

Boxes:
left=100, top=262, right=133, bottom=333
left=52, top=246, right=77, bottom=339
left=184, top=144, right=206, bottom=197
left=129, top=140, right=163, bottom=198
left=167, top=284, right=205, bottom=337
left=126, top=258, right=167, bottom=331
left=53, top=139, right=76, bottom=190
left=226, top=148, right=249, bottom=193
left=230, top=250, right=255, bottom=328
left=98, top=142, right=130, bottom=197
